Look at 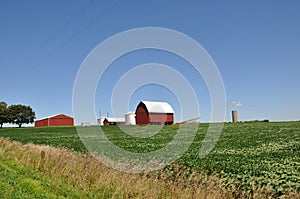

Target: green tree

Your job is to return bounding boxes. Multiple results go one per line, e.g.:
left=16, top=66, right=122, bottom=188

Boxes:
left=8, top=104, right=36, bottom=128
left=0, top=101, right=9, bottom=128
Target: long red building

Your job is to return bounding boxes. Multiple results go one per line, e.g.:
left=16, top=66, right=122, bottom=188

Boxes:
left=135, top=101, right=174, bottom=125
left=35, top=114, right=74, bottom=127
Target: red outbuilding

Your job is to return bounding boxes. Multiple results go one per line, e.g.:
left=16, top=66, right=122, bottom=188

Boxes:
left=102, top=117, right=126, bottom=126
left=35, top=114, right=74, bottom=127
left=135, top=101, right=174, bottom=125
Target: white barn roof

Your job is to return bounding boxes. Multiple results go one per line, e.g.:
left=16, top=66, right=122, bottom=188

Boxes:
left=141, top=101, right=174, bottom=114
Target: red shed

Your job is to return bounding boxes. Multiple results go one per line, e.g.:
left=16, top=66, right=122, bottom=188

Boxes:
left=35, top=114, right=74, bottom=127
left=135, top=101, right=174, bottom=125
left=102, top=117, right=126, bottom=126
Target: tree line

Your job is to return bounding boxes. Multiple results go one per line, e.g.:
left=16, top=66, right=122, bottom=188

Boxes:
left=0, top=102, right=35, bottom=128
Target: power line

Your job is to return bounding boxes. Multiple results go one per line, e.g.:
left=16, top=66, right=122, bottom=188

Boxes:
left=25, top=0, right=96, bottom=66
left=26, top=0, right=122, bottom=70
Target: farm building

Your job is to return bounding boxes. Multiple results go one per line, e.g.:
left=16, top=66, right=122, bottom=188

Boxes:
left=35, top=114, right=74, bottom=127
left=98, top=112, right=135, bottom=126
left=125, top=112, right=136, bottom=125
left=102, top=117, right=126, bottom=126
left=97, top=117, right=106, bottom=126
left=135, top=101, right=174, bottom=125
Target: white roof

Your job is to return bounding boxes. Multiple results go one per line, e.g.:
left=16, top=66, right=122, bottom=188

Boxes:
left=104, top=117, right=125, bottom=123
left=35, top=113, right=73, bottom=121
left=141, top=101, right=174, bottom=114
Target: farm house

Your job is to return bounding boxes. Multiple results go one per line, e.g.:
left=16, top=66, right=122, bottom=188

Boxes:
left=35, top=114, right=74, bottom=127
left=135, top=101, right=174, bottom=125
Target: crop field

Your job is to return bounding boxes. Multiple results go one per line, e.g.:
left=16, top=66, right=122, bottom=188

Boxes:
left=0, top=122, right=299, bottom=198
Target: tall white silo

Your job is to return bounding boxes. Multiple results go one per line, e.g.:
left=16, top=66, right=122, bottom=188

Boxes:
left=125, top=112, right=136, bottom=125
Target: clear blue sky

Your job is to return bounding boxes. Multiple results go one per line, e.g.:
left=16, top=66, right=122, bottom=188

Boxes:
left=1, top=0, right=299, bottom=125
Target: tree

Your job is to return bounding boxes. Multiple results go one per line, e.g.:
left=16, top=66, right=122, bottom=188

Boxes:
left=8, top=104, right=36, bottom=128
left=0, top=102, right=9, bottom=128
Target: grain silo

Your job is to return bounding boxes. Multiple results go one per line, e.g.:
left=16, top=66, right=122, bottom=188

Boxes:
left=125, top=112, right=136, bottom=125
left=232, top=110, right=238, bottom=123
left=98, top=117, right=106, bottom=126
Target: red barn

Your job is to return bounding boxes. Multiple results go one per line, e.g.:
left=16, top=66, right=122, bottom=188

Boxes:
left=135, top=101, right=174, bottom=125
left=102, top=117, right=126, bottom=126
left=35, top=114, right=74, bottom=127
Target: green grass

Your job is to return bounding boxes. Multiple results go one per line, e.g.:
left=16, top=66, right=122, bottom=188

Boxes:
left=0, top=138, right=228, bottom=199
left=0, top=122, right=299, bottom=196
left=0, top=151, right=94, bottom=198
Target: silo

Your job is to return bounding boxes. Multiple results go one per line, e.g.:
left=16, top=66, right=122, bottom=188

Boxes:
left=98, top=117, right=105, bottom=126
left=125, top=112, right=136, bottom=125
left=232, top=110, right=238, bottom=123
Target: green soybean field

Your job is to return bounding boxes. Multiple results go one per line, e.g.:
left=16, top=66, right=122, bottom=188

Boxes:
left=0, top=121, right=299, bottom=197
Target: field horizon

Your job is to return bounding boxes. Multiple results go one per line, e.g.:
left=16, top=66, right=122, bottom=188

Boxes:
left=0, top=121, right=299, bottom=198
